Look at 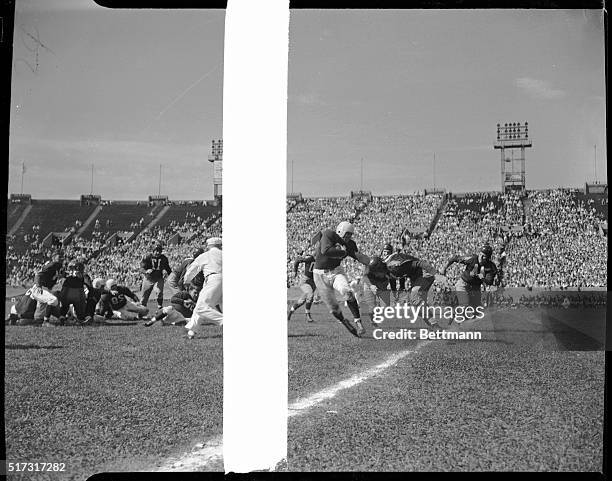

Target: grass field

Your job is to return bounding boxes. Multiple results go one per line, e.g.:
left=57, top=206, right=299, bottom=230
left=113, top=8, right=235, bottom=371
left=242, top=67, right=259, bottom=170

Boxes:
left=4, top=290, right=605, bottom=475
left=285, top=300, right=605, bottom=472
left=4, top=298, right=223, bottom=480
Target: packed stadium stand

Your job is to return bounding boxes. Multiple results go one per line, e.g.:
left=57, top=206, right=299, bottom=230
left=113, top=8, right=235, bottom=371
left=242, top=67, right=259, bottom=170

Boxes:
left=286, top=187, right=607, bottom=289
left=5, top=198, right=221, bottom=290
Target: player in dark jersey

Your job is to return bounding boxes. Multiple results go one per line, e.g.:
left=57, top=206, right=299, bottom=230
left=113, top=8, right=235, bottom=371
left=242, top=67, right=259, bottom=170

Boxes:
left=59, top=257, right=92, bottom=323
left=167, top=248, right=205, bottom=295
left=382, top=243, right=405, bottom=300
left=287, top=248, right=317, bottom=322
left=442, top=244, right=498, bottom=314
left=386, top=251, right=446, bottom=330
left=144, top=284, right=200, bottom=327
left=98, top=279, right=148, bottom=321
left=140, top=244, right=172, bottom=309
left=352, top=255, right=393, bottom=326
left=30, top=250, right=66, bottom=325
left=312, top=221, right=371, bottom=337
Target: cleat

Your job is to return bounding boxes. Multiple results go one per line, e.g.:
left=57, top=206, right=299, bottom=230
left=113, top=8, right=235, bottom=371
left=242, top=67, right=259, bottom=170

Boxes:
left=82, top=316, right=93, bottom=325
left=187, top=330, right=195, bottom=339
left=170, top=319, right=187, bottom=327
left=338, top=317, right=360, bottom=338
left=305, top=313, right=314, bottom=323
left=144, top=319, right=158, bottom=327
left=355, top=320, right=366, bottom=336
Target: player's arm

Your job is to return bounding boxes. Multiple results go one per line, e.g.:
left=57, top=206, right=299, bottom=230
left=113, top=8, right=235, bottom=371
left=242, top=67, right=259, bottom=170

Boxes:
left=140, top=257, right=151, bottom=274
left=184, top=255, right=204, bottom=285
left=414, top=259, right=438, bottom=276
left=119, top=286, right=139, bottom=302
left=345, top=240, right=369, bottom=266
left=162, top=255, right=172, bottom=276
left=293, top=257, right=304, bottom=276
left=320, top=232, right=347, bottom=258
left=442, top=255, right=468, bottom=275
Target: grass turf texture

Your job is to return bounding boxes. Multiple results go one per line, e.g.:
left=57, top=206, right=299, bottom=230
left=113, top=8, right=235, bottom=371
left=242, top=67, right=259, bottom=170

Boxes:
left=286, top=302, right=605, bottom=471
left=4, top=300, right=222, bottom=479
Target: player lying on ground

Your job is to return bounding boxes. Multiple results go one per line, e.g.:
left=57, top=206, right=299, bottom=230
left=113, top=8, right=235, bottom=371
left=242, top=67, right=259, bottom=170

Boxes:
left=312, top=221, right=371, bottom=337
left=442, top=244, right=498, bottom=320
left=288, top=248, right=317, bottom=323
left=385, top=251, right=447, bottom=330
left=182, top=236, right=223, bottom=339
left=96, top=279, right=149, bottom=321
left=144, top=283, right=201, bottom=327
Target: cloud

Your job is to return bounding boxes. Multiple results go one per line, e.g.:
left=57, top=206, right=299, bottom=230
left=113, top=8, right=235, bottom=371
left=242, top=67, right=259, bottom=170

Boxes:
left=291, top=92, right=325, bottom=106
left=515, top=77, right=566, bottom=100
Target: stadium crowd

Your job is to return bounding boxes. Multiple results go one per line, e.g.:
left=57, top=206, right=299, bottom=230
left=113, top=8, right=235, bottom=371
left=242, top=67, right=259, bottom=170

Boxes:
left=286, top=188, right=607, bottom=290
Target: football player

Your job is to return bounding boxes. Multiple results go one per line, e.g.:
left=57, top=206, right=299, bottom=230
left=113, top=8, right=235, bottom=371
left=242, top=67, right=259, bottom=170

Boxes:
left=183, top=237, right=223, bottom=339
left=311, top=221, right=371, bottom=337
left=386, top=251, right=446, bottom=330
left=140, top=244, right=172, bottom=310
left=98, top=279, right=149, bottom=321
left=144, top=284, right=200, bottom=327
left=352, top=255, right=393, bottom=326
left=167, top=247, right=205, bottom=296
left=442, top=244, right=498, bottom=313
left=30, top=250, right=66, bottom=326
left=59, top=256, right=92, bottom=323
left=287, top=248, right=317, bottom=322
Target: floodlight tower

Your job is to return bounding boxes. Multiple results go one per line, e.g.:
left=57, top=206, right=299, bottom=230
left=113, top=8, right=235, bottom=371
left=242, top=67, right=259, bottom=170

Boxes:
left=494, top=122, right=532, bottom=193
left=208, top=139, right=223, bottom=198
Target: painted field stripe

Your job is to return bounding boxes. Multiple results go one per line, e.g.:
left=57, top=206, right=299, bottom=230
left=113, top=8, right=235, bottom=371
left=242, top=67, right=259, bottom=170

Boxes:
left=288, top=340, right=433, bottom=417
left=154, top=434, right=223, bottom=472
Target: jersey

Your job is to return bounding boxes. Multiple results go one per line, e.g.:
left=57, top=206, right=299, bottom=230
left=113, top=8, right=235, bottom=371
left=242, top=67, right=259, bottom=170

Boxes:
left=294, top=255, right=315, bottom=279
left=173, top=257, right=195, bottom=289
left=450, top=254, right=498, bottom=287
left=63, top=261, right=88, bottom=289
left=364, top=257, right=390, bottom=290
left=34, top=261, right=64, bottom=289
left=313, top=229, right=358, bottom=270
left=386, top=252, right=437, bottom=284
left=99, top=285, right=137, bottom=313
left=170, top=290, right=196, bottom=315
left=141, top=253, right=172, bottom=281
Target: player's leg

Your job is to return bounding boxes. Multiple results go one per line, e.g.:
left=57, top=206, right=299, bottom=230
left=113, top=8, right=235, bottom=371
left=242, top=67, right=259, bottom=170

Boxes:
left=355, top=277, right=377, bottom=326
left=116, top=306, right=139, bottom=321
left=332, top=269, right=364, bottom=336
left=166, top=272, right=180, bottom=297
left=303, top=279, right=316, bottom=322
left=155, top=278, right=165, bottom=309
left=288, top=278, right=313, bottom=321
left=411, top=276, right=439, bottom=329
left=185, top=274, right=223, bottom=338
left=124, top=299, right=149, bottom=318
left=31, top=287, right=60, bottom=325
left=451, top=279, right=470, bottom=326
left=140, top=276, right=154, bottom=306
left=313, top=269, right=358, bottom=337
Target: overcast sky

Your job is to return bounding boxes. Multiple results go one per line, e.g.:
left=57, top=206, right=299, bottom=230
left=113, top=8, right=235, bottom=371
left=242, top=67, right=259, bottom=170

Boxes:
left=8, top=0, right=224, bottom=200
left=288, top=9, right=606, bottom=196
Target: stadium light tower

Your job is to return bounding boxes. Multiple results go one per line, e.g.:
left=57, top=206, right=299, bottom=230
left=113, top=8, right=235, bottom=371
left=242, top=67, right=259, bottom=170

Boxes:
left=494, top=122, right=532, bottom=194
left=208, top=139, right=223, bottom=198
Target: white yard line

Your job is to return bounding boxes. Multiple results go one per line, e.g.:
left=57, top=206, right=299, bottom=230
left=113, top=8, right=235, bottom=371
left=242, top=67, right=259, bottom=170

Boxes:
left=154, top=434, right=223, bottom=472
left=288, top=340, right=433, bottom=417
left=152, top=336, right=440, bottom=472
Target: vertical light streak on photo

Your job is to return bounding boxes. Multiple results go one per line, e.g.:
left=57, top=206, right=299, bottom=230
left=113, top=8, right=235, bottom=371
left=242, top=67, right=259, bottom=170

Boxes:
left=223, top=0, right=289, bottom=473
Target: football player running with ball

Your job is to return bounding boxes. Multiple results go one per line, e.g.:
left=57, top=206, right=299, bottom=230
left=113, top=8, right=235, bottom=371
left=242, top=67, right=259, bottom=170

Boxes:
left=312, top=221, right=371, bottom=337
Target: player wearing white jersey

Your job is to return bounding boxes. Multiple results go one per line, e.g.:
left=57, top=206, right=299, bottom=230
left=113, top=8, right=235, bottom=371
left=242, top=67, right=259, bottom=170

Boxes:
left=183, top=237, right=223, bottom=339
